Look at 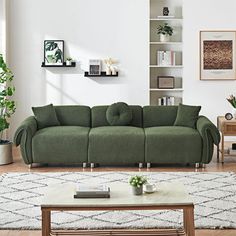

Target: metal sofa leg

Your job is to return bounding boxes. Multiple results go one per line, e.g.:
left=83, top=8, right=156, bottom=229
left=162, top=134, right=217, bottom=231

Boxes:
left=28, top=164, right=33, bottom=169
left=201, top=163, right=206, bottom=168
left=82, top=162, right=87, bottom=168
left=90, top=163, right=95, bottom=168
left=147, top=163, right=151, bottom=168
left=139, top=163, right=143, bottom=168
left=195, top=163, right=200, bottom=169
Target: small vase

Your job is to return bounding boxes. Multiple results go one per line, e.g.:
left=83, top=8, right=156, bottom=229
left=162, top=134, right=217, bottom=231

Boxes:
left=232, top=108, right=236, bottom=119
left=160, top=34, right=170, bottom=42
left=66, top=61, right=72, bottom=66
left=132, top=186, right=143, bottom=195
left=106, top=67, right=111, bottom=75
left=111, top=66, right=116, bottom=75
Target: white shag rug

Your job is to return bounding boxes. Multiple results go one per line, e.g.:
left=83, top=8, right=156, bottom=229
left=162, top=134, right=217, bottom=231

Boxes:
left=0, top=172, right=236, bottom=230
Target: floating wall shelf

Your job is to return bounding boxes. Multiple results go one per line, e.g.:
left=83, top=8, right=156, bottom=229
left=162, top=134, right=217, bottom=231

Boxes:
left=84, top=71, right=118, bottom=77
left=41, top=62, right=76, bottom=67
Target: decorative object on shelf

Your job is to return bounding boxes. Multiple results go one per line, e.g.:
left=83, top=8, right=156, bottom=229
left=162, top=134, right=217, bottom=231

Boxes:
left=44, top=40, right=64, bottom=66
left=89, top=59, right=101, bottom=75
left=157, top=23, right=173, bottom=42
left=225, top=113, right=233, bottom=120
left=227, top=94, right=236, bottom=118
left=104, top=58, right=118, bottom=76
left=200, top=31, right=236, bottom=80
left=157, top=51, right=175, bottom=66
left=157, top=76, right=175, bottom=89
left=66, top=57, right=73, bottom=66
left=129, top=175, right=147, bottom=196
left=0, top=54, right=16, bottom=165
left=158, top=96, right=175, bottom=106
left=163, top=7, right=169, bottom=16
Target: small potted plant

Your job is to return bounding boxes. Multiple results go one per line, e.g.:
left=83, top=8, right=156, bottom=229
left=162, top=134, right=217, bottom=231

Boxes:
left=129, top=175, right=147, bottom=195
left=66, top=57, right=73, bottom=66
left=227, top=94, right=236, bottom=118
left=157, top=23, right=173, bottom=42
left=0, top=54, right=16, bottom=165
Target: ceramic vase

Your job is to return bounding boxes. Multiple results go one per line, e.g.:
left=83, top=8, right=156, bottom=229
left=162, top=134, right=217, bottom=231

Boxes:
left=0, top=141, right=13, bottom=165
left=232, top=108, right=236, bottom=119
left=160, top=34, right=170, bottom=42
left=66, top=61, right=72, bottom=66
left=132, top=186, right=143, bottom=195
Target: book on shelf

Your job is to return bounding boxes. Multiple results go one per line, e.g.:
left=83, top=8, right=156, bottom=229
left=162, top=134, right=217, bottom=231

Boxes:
left=158, top=96, right=175, bottom=106
left=157, top=51, right=175, bottom=66
left=74, top=184, right=110, bottom=198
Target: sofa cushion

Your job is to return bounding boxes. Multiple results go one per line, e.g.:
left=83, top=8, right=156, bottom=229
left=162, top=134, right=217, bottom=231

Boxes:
left=32, top=126, right=89, bottom=163
left=32, top=104, right=60, bottom=129
left=92, top=105, right=143, bottom=128
left=145, top=126, right=202, bottom=164
left=55, top=105, right=91, bottom=127
left=174, top=104, right=201, bottom=129
left=88, top=126, right=145, bottom=164
left=143, top=106, right=178, bottom=128
left=106, top=102, right=132, bottom=126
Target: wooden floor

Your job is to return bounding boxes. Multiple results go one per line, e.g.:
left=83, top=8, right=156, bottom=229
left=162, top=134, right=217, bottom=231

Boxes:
left=0, top=147, right=236, bottom=236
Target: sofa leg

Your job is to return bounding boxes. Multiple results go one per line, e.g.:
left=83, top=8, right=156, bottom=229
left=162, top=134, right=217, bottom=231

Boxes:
left=82, top=163, right=87, bottom=168
left=28, top=164, right=33, bottom=169
left=201, top=163, right=206, bottom=168
left=147, top=163, right=151, bottom=168
left=90, top=163, right=95, bottom=168
left=139, top=163, right=143, bottom=168
left=195, top=163, right=200, bottom=169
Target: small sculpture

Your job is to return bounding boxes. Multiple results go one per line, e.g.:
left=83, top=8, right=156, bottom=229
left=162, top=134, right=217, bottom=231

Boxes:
left=104, top=58, right=117, bottom=75
left=163, top=7, right=169, bottom=16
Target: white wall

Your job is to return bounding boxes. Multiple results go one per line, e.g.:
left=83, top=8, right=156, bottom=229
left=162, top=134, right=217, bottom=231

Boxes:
left=6, top=0, right=236, bottom=137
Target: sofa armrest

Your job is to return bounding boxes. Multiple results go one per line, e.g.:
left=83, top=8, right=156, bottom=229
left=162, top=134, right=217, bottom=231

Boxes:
left=14, top=116, right=37, bottom=164
left=196, top=116, right=220, bottom=163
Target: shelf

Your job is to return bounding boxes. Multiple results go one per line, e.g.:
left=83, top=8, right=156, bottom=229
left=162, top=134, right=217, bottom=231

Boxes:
left=84, top=71, right=118, bottom=77
left=150, top=18, right=183, bottom=21
left=41, top=62, right=76, bottom=67
left=150, top=65, right=183, bottom=68
left=150, top=42, right=182, bottom=45
left=150, top=88, right=183, bottom=92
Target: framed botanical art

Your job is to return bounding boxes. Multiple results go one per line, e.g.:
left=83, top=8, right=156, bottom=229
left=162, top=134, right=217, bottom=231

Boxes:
left=44, top=40, right=64, bottom=66
left=200, top=31, right=236, bottom=80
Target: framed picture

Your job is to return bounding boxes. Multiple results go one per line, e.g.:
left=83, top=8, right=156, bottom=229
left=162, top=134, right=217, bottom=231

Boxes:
left=157, top=76, right=175, bottom=89
left=200, top=31, right=236, bottom=80
left=89, top=59, right=101, bottom=75
left=44, top=40, right=64, bottom=65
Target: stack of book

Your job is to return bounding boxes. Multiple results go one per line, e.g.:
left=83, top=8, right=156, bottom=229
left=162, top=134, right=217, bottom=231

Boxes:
left=74, top=185, right=110, bottom=198
left=157, top=51, right=176, bottom=66
left=158, top=96, right=175, bottom=106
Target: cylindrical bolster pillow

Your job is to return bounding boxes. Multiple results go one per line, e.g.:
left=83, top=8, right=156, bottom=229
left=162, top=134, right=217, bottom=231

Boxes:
left=106, top=102, right=132, bottom=126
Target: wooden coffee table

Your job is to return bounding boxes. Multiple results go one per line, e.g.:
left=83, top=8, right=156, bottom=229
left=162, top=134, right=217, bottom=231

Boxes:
left=41, top=182, right=195, bottom=236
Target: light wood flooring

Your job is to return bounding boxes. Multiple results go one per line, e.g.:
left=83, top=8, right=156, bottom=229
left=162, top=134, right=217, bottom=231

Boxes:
left=0, top=147, right=236, bottom=236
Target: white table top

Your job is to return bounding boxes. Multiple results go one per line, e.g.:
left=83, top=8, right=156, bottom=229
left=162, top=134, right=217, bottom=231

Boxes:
left=41, top=182, right=193, bottom=208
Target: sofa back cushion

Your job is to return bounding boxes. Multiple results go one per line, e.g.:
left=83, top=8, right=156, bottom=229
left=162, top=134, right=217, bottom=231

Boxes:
left=92, top=105, right=143, bottom=127
left=143, top=106, right=178, bottom=128
left=55, top=105, right=91, bottom=127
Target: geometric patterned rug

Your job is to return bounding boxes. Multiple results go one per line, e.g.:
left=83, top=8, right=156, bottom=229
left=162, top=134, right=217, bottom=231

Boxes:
left=0, top=172, right=236, bottom=229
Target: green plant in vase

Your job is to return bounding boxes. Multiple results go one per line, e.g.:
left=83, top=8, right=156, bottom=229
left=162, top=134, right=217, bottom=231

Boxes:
left=227, top=94, right=236, bottom=118
left=157, top=23, right=174, bottom=42
left=129, top=175, right=147, bottom=195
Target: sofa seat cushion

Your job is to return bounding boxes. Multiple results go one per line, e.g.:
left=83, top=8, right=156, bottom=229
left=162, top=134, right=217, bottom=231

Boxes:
left=145, top=126, right=202, bottom=164
left=88, top=126, right=145, bottom=164
left=32, top=126, right=89, bottom=163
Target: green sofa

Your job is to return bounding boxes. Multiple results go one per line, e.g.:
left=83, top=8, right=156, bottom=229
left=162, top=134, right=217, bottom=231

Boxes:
left=14, top=104, right=220, bottom=167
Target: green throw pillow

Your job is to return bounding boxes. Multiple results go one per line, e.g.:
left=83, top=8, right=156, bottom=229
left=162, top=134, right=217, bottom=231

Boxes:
left=32, top=104, right=60, bottom=129
left=106, top=102, right=132, bottom=126
left=174, top=104, right=201, bottom=129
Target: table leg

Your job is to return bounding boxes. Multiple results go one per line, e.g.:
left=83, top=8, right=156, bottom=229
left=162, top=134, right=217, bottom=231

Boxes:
left=221, top=133, right=224, bottom=164
left=183, top=206, right=195, bottom=236
left=42, top=208, right=51, bottom=236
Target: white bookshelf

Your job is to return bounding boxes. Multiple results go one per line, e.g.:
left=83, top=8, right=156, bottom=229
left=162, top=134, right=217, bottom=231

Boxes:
left=149, top=0, right=183, bottom=106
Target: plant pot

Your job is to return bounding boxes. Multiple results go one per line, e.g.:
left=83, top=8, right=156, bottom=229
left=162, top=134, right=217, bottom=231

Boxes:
left=132, top=186, right=143, bottom=195
left=106, top=67, right=112, bottom=75
left=160, top=34, right=170, bottom=42
left=66, top=61, right=72, bottom=66
left=0, top=141, right=13, bottom=165
left=232, top=108, right=236, bottom=119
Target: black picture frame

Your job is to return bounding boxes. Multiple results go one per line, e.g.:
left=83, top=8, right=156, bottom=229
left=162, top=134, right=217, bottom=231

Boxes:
left=44, top=40, right=64, bottom=66
left=157, top=76, right=175, bottom=89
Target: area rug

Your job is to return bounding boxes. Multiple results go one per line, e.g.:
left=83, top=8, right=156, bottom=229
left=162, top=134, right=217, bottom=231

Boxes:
left=0, top=172, right=236, bottom=229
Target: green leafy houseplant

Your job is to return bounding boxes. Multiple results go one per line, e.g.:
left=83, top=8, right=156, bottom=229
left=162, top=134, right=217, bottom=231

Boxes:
left=129, top=175, right=147, bottom=188
left=66, top=57, right=73, bottom=62
left=227, top=95, right=236, bottom=108
left=0, top=54, right=16, bottom=144
left=157, top=23, right=173, bottom=36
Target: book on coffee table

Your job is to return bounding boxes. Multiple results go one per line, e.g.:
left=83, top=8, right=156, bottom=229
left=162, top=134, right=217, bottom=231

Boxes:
left=74, top=185, right=110, bottom=198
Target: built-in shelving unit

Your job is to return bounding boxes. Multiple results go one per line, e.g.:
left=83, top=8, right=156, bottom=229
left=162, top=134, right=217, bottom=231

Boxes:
left=41, top=62, right=76, bottom=67
left=149, top=0, right=183, bottom=106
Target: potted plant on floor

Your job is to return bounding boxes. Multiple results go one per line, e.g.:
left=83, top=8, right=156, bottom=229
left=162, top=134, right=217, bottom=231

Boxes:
left=157, top=23, right=173, bottom=42
left=129, top=175, right=147, bottom=195
left=0, top=54, right=16, bottom=165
